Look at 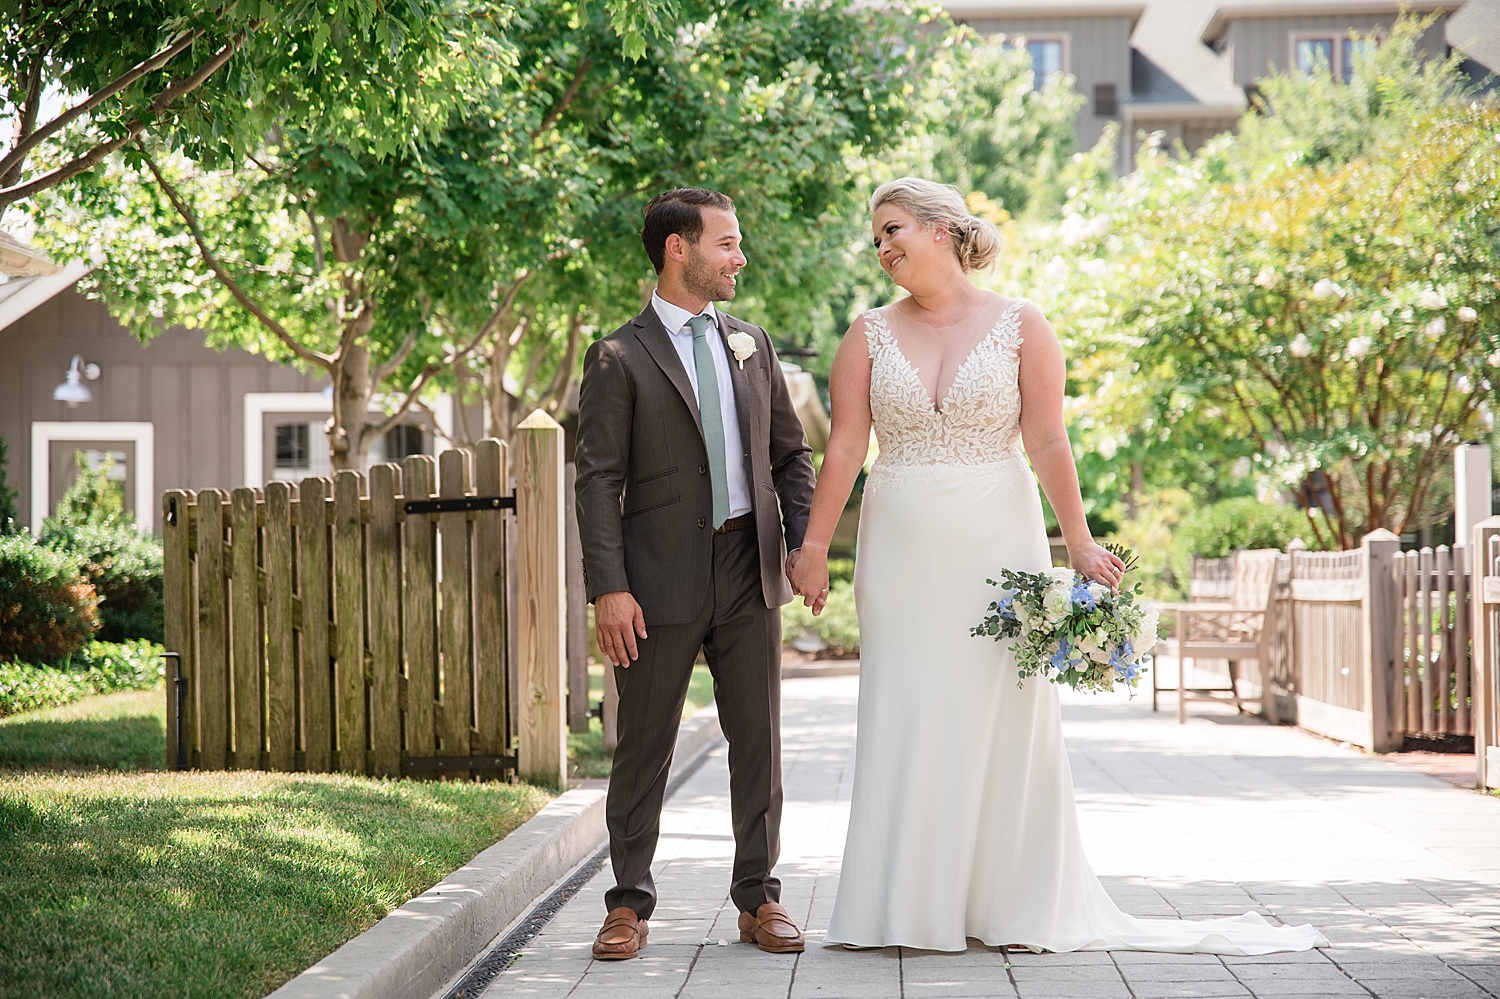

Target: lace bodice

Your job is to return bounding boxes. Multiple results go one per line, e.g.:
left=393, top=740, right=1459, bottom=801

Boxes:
left=863, top=300, right=1027, bottom=477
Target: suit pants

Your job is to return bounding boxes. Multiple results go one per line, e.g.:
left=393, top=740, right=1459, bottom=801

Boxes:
left=604, top=525, right=783, bottom=920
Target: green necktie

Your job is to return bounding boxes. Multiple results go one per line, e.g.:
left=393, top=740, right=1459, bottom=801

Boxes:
left=689, top=314, right=731, bottom=530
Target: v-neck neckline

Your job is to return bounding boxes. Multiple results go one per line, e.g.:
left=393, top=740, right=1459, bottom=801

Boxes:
left=881, top=303, right=1017, bottom=415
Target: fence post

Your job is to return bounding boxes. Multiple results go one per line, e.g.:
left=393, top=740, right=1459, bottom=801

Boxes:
left=1472, top=516, right=1500, bottom=789
left=1362, top=529, right=1403, bottom=753
left=516, top=410, right=568, bottom=786
left=1456, top=444, right=1493, bottom=547
left=565, top=462, right=590, bottom=734
left=162, top=490, right=195, bottom=769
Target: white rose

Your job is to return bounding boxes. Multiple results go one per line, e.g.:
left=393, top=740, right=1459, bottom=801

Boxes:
left=1345, top=336, right=1372, bottom=359
left=1080, top=636, right=1109, bottom=664
left=1014, top=601, right=1031, bottom=625
left=725, top=331, right=757, bottom=368
left=1048, top=566, right=1076, bottom=586
left=1043, top=587, right=1072, bottom=624
left=1087, top=581, right=1109, bottom=602
left=1458, top=306, right=1478, bottom=323
left=1419, top=289, right=1447, bottom=310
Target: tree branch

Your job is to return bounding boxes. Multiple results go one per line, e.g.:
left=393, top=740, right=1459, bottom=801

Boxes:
left=0, top=28, right=203, bottom=185
left=139, top=146, right=331, bottom=368
left=1, top=53, right=46, bottom=189
left=0, top=31, right=245, bottom=209
left=531, top=57, right=593, bottom=139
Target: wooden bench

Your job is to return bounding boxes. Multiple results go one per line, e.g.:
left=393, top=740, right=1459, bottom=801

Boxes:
left=1152, top=549, right=1284, bottom=724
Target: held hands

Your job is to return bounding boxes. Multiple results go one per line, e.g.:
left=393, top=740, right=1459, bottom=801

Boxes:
left=595, top=590, right=647, bottom=666
left=1069, top=541, right=1127, bottom=591
left=788, top=545, right=831, bottom=616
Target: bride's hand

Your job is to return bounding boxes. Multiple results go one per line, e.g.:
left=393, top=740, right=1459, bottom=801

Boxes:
left=1069, top=541, right=1126, bottom=590
left=789, top=547, right=831, bottom=615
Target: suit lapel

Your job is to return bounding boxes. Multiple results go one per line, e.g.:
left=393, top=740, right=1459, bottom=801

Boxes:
left=631, top=306, right=704, bottom=440
left=716, top=313, right=757, bottom=456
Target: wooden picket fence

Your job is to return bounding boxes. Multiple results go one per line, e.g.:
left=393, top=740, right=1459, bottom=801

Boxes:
left=1392, top=545, right=1472, bottom=739
left=161, top=417, right=569, bottom=785
left=1469, top=517, right=1500, bottom=789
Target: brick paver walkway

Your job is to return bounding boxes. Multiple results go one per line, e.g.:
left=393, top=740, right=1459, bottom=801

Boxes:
left=479, top=676, right=1500, bottom=999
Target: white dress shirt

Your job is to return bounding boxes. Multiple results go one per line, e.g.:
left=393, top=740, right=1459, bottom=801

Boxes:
left=651, top=291, right=752, bottom=518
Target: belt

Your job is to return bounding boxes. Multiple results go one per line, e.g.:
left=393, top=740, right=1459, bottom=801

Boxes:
left=713, top=513, right=754, bottom=535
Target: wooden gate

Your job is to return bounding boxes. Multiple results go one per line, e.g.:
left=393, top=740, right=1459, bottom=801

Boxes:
left=161, top=421, right=568, bottom=785
left=1392, top=545, right=1472, bottom=739
left=1471, top=517, right=1500, bottom=789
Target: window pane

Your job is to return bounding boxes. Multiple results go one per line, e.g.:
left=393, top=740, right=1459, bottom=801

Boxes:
left=1296, top=38, right=1334, bottom=75
left=1094, top=83, right=1118, bottom=118
left=1342, top=37, right=1376, bottom=80
left=1027, top=40, right=1063, bottom=76
left=383, top=424, right=425, bottom=463
left=274, top=423, right=309, bottom=467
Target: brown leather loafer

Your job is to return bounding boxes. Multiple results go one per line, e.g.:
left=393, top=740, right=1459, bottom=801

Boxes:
left=592, top=906, right=648, bottom=960
left=738, top=901, right=805, bottom=953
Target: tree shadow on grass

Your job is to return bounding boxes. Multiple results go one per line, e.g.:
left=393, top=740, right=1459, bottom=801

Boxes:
left=0, top=770, right=548, bottom=999
left=0, top=712, right=165, bottom=771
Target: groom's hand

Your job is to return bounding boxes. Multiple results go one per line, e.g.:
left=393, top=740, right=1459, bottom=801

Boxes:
left=596, top=590, right=647, bottom=666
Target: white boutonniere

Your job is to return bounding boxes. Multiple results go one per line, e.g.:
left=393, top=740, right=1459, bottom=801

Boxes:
left=725, top=330, right=757, bottom=369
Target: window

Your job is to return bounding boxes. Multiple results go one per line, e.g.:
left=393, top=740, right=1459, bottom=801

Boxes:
left=271, top=421, right=330, bottom=481
left=1295, top=37, right=1335, bottom=75
left=1291, top=31, right=1380, bottom=80
left=274, top=423, right=309, bottom=469
left=1094, top=83, right=1118, bottom=118
left=1341, top=37, right=1377, bottom=81
left=1026, top=38, right=1065, bottom=77
left=382, top=424, right=425, bottom=463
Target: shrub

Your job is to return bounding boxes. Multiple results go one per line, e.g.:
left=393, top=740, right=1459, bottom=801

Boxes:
left=43, top=451, right=127, bottom=533
left=42, top=523, right=164, bottom=643
left=1171, top=498, right=1329, bottom=586
left=0, top=639, right=164, bottom=716
left=782, top=580, right=860, bottom=654
left=0, top=535, right=100, bottom=664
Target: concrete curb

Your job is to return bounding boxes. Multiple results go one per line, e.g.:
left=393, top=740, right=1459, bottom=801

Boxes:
left=267, top=705, right=724, bottom=999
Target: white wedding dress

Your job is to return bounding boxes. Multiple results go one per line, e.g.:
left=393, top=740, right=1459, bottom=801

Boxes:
left=824, top=300, right=1326, bottom=954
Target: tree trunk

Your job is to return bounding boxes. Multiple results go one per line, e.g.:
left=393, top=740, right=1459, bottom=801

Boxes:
left=329, top=335, right=376, bottom=471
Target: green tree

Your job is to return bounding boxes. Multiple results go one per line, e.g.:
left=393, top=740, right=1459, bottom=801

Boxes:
left=34, top=1, right=933, bottom=463
left=1022, top=16, right=1499, bottom=551
left=0, top=0, right=678, bottom=210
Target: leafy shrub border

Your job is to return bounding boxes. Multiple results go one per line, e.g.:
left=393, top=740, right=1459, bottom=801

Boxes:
left=0, top=640, right=164, bottom=717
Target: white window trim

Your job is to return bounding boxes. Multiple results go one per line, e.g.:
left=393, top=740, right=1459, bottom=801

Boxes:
left=31, top=421, right=155, bottom=535
left=1017, top=32, right=1070, bottom=76
left=243, top=392, right=454, bottom=488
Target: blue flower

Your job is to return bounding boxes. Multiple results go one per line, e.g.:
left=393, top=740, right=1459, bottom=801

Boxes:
left=1050, top=637, right=1074, bottom=671
left=996, top=594, right=1017, bottom=621
left=1070, top=582, right=1097, bottom=611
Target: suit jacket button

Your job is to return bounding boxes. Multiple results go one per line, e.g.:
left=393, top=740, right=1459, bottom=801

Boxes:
left=699, top=465, right=707, bottom=475
left=698, top=517, right=706, bottom=529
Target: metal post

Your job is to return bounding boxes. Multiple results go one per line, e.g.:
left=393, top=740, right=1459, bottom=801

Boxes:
left=161, top=652, right=187, bottom=770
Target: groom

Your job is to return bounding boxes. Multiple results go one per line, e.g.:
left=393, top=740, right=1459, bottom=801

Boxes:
left=575, top=188, right=816, bottom=960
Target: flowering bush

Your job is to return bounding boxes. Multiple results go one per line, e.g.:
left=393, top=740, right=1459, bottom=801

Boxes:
left=972, top=553, right=1156, bottom=694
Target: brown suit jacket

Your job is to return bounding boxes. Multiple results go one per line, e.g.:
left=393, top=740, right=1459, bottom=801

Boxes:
left=575, top=304, right=816, bottom=626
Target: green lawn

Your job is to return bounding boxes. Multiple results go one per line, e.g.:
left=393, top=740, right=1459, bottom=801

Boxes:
left=0, top=689, right=550, bottom=999
left=567, top=663, right=715, bottom=779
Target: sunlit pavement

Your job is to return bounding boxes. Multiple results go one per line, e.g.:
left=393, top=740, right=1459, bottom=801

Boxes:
left=477, top=675, right=1500, bottom=999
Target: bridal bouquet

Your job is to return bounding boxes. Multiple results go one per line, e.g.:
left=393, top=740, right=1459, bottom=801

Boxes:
left=971, top=545, right=1157, bottom=694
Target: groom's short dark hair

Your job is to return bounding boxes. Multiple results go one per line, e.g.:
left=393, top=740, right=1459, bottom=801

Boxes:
left=642, top=188, right=735, bottom=274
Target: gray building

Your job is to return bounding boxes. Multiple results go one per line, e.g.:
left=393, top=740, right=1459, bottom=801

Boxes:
left=944, top=0, right=1500, bottom=170
left=0, top=263, right=455, bottom=535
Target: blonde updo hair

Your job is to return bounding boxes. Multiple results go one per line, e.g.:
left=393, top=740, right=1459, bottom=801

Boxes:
left=870, top=177, right=1001, bottom=272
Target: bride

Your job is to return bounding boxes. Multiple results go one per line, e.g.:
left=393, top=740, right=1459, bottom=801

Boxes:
left=788, top=177, right=1325, bottom=955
